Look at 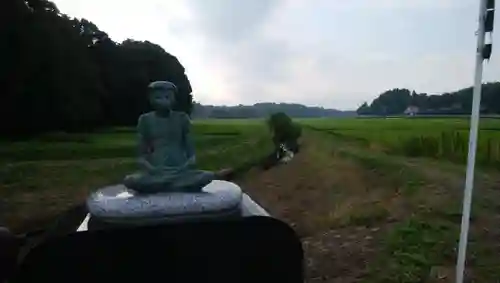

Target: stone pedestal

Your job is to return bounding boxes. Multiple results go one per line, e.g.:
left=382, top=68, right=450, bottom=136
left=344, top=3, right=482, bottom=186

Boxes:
left=86, top=180, right=243, bottom=229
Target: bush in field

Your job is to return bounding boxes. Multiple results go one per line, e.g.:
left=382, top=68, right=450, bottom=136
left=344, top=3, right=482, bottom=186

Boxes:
left=266, top=112, right=302, bottom=153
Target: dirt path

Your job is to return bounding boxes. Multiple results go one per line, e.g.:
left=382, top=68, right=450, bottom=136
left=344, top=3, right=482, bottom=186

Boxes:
left=236, top=136, right=389, bottom=282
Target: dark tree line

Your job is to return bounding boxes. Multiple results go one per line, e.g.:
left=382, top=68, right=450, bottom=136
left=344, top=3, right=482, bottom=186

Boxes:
left=192, top=103, right=354, bottom=119
left=4, top=0, right=193, bottom=138
left=357, top=82, right=500, bottom=116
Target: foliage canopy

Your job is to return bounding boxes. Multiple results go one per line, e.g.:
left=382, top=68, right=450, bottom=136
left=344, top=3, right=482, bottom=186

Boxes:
left=4, top=0, right=193, bottom=137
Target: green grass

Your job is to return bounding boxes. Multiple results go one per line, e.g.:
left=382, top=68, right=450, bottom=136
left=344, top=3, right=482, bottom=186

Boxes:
left=0, top=120, right=268, bottom=162
left=366, top=217, right=458, bottom=283
left=300, top=118, right=500, bottom=283
left=0, top=119, right=272, bottom=232
left=3, top=117, right=500, bottom=282
left=301, top=117, right=500, bottom=166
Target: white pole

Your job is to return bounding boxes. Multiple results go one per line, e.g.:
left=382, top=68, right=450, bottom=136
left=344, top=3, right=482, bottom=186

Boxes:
left=455, top=0, right=488, bottom=282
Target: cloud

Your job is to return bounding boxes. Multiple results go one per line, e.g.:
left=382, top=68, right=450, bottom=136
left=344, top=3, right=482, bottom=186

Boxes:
left=336, top=0, right=465, bottom=10
left=53, top=0, right=500, bottom=110
left=185, top=0, right=283, bottom=43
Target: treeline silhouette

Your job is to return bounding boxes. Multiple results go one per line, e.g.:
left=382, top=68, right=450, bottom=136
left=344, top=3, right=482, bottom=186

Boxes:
left=357, top=82, right=500, bottom=116
left=5, top=0, right=193, bottom=137
left=6, top=0, right=351, bottom=138
left=192, top=103, right=353, bottom=119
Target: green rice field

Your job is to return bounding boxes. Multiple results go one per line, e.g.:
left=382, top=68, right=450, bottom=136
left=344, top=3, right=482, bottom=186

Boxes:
left=301, top=117, right=500, bottom=166
left=2, top=117, right=500, bottom=282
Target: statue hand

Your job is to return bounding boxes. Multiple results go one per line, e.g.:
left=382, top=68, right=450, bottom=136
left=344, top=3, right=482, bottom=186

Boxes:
left=181, top=156, right=196, bottom=169
left=139, top=158, right=157, bottom=174
left=187, top=156, right=196, bottom=166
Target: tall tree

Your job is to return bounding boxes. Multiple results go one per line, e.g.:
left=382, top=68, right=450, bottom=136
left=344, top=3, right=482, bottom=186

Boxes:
left=3, top=0, right=194, bottom=138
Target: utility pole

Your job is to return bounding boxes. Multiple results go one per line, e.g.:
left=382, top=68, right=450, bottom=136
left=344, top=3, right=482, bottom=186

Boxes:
left=455, top=1, right=495, bottom=283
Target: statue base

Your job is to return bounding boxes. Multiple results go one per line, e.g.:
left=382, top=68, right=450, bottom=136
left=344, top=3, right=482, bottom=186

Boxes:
left=86, top=180, right=243, bottom=229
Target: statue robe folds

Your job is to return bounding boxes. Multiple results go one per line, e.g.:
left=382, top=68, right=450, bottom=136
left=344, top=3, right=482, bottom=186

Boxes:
left=123, top=111, right=215, bottom=193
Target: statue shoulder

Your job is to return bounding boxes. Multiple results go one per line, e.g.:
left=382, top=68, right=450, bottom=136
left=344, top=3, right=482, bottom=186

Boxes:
left=137, top=112, right=155, bottom=132
left=173, top=111, right=191, bottom=122
left=138, top=112, right=155, bottom=122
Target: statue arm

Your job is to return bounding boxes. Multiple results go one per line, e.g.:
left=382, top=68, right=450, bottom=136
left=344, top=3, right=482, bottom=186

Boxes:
left=182, top=114, right=196, bottom=165
left=137, top=115, right=155, bottom=172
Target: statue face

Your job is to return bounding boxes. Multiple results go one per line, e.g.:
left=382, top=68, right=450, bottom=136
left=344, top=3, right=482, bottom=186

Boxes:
left=149, top=88, right=176, bottom=111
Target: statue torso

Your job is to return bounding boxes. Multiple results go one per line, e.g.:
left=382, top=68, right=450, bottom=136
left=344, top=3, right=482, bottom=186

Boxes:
left=140, top=111, right=188, bottom=169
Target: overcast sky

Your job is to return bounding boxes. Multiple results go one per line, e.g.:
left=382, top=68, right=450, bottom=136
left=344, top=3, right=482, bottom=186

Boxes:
left=53, top=0, right=500, bottom=110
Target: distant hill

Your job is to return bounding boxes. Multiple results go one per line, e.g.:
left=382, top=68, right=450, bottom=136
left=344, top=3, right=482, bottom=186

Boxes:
left=191, top=102, right=355, bottom=119
left=357, top=82, right=500, bottom=116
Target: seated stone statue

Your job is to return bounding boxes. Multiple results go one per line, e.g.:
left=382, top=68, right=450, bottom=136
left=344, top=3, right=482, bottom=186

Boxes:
left=123, top=81, right=232, bottom=193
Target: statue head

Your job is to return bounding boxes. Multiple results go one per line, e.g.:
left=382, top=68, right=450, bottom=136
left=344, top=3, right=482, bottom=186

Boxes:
left=148, top=81, right=177, bottom=112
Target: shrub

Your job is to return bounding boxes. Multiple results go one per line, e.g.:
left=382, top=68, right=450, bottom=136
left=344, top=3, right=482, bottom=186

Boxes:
left=266, top=112, right=302, bottom=153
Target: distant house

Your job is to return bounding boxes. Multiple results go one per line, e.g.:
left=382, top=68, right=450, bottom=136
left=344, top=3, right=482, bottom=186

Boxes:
left=404, top=106, right=419, bottom=116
